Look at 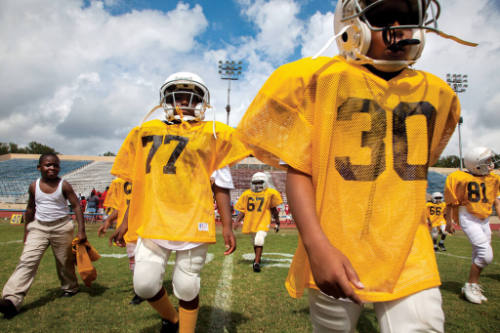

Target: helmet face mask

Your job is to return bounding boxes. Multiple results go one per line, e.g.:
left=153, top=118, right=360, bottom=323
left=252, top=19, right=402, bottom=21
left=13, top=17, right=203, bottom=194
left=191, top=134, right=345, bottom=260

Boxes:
left=431, top=192, right=443, bottom=203
left=251, top=172, right=268, bottom=192
left=334, top=0, right=440, bottom=71
left=159, top=72, right=210, bottom=122
left=464, top=146, right=496, bottom=176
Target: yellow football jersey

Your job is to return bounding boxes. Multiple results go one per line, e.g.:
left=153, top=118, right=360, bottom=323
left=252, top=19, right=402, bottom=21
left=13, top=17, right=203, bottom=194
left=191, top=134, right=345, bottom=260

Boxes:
left=235, top=187, right=283, bottom=233
left=103, top=178, right=138, bottom=243
left=112, top=119, right=249, bottom=243
left=444, top=170, right=500, bottom=220
left=426, top=202, right=446, bottom=227
left=236, top=56, right=460, bottom=302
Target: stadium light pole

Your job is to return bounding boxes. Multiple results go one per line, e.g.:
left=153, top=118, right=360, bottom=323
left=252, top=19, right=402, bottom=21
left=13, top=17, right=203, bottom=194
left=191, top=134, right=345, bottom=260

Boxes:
left=218, top=60, right=242, bottom=125
left=446, top=73, right=468, bottom=170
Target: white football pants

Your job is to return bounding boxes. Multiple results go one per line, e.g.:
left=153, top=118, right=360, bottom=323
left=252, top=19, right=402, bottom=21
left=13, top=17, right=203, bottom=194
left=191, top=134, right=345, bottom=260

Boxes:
left=133, top=237, right=208, bottom=301
left=309, top=287, right=444, bottom=333
left=459, top=207, right=493, bottom=268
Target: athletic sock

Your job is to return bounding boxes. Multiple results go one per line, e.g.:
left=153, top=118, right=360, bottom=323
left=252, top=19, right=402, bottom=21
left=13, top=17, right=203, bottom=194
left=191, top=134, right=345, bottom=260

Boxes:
left=148, top=287, right=179, bottom=324
left=179, top=306, right=199, bottom=333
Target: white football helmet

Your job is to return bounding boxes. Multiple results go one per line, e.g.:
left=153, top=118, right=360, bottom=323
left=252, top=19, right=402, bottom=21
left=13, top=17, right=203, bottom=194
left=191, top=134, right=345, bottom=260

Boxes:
left=332, top=0, right=476, bottom=72
left=159, top=72, right=210, bottom=121
left=431, top=192, right=443, bottom=203
left=464, top=146, right=497, bottom=176
left=251, top=172, right=268, bottom=193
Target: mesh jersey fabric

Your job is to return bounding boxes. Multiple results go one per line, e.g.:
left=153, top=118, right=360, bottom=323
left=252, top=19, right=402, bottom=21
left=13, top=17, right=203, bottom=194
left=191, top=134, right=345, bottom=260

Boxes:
left=236, top=55, right=460, bottom=302
left=112, top=119, right=249, bottom=243
left=235, top=187, right=283, bottom=233
left=426, top=202, right=446, bottom=227
left=444, top=171, right=500, bottom=220
left=103, top=177, right=136, bottom=243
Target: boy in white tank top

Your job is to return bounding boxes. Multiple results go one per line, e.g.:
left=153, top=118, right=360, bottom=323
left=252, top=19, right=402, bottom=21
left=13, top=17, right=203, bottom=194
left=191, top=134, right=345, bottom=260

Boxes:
left=0, top=153, right=87, bottom=318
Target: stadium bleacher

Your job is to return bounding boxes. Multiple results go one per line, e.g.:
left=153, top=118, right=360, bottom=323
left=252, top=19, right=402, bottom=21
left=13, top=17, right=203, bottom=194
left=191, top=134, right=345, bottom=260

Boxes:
left=0, top=159, right=91, bottom=203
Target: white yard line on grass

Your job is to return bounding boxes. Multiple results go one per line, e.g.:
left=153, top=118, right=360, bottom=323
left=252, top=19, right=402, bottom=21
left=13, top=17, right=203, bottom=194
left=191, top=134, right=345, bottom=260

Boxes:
left=436, top=252, right=500, bottom=266
left=208, top=254, right=233, bottom=333
left=0, top=240, right=22, bottom=245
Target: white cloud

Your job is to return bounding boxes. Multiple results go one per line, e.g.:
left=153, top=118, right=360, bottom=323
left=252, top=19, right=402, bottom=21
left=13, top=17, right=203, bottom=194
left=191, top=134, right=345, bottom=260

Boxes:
left=0, top=0, right=208, bottom=155
left=0, top=0, right=499, bottom=159
left=239, top=0, right=303, bottom=61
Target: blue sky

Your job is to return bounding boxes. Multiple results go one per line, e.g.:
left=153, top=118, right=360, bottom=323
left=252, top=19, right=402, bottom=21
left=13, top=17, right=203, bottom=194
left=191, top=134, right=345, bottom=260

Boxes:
left=0, top=0, right=499, bottom=157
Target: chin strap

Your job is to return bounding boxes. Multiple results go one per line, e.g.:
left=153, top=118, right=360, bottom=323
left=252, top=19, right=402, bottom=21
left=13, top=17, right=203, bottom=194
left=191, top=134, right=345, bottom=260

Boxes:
left=428, top=29, right=478, bottom=47
left=141, top=105, right=162, bottom=124
left=312, top=25, right=349, bottom=59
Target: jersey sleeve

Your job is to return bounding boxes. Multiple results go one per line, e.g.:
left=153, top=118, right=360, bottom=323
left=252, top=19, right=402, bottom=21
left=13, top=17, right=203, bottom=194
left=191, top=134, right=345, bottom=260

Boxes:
left=111, top=127, right=139, bottom=182
left=234, top=192, right=247, bottom=213
left=213, top=124, right=250, bottom=171
left=237, top=59, right=326, bottom=175
left=428, top=79, right=461, bottom=166
left=103, top=180, right=119, bottom=210
left=444, top=173, right=462, bottom=206
left=270, top=188, right=283, bottom=208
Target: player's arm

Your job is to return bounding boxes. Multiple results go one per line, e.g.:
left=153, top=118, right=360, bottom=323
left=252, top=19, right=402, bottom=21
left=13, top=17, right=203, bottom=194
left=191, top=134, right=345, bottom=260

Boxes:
left=213, top=184, right=236, bottom=255
left=445, top=204, right=458, bottom=234
left=271, top=207, right=280, bottom=232
left=110, top=204, right=129, bottom=247
left=234, top=212, right=244, bottom=230
left=23, top=182, right=36, bottom=242
left=494, top=197, right=500, bottom=220
left=63, top=180, right=87, bottom=242
left=98, top=209, right=118, bottom=237
left=286, top=166, right=363, bottom=304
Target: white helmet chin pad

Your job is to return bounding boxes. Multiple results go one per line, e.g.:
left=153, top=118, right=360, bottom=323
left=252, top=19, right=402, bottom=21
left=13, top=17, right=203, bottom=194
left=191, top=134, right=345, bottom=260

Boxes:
left=334, top=0, right=431, bottom=72
left=251, top=172, right=268, bottom=192
left=159, top=72, right=210, bottom=121
left=464, top=146, right=496, bottom=176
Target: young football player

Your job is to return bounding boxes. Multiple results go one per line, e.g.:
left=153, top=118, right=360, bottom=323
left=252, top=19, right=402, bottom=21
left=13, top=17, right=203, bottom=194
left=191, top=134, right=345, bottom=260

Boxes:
left=444, top=146, right=500, bottom=304
left=98, top=177, right=145, bottom=305
left=234, top=172, right=283, bottom=272
left=110, top=72, right=249, bottom=333
left=426, top=192, right=447, bottom=251
left=236, top=0, right=476, bottom=331
left=0, top=153, right=87, bottom=319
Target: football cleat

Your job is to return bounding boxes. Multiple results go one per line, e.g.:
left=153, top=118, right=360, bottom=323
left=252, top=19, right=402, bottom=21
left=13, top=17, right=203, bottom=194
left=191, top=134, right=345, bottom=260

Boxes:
left=129, top=294, right=145, bottom=305
left=461, top=283, right=482, bottom=304
left=253, top=261, right=261, bottom=273
left=438, top=243, right=446, bottom=251
left=161, top=318, right=179, bottom=333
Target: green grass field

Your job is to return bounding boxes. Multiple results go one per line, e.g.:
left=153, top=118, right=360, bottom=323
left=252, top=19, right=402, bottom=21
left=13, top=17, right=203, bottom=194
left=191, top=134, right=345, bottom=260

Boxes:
left=0, top=219, right=498, bottom=332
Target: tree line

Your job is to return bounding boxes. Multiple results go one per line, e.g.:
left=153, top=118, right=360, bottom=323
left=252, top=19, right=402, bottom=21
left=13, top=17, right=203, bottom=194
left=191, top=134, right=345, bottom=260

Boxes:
left=0, top=141, right=116, bottom=156
left=1, top=141, right=496, bottom=167
left=0, top=141, right=58, bottom=155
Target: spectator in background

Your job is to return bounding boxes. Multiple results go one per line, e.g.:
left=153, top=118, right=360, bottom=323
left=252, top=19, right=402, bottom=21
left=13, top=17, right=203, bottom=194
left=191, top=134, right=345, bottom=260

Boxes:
left=80, top=196, right=87, bottom=213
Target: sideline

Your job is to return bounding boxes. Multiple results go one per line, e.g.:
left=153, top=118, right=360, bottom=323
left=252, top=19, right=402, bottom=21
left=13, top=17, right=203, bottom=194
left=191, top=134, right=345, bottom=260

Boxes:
left=436, top=251, right=500, bottom=266
left=208, top=254, right=234, bottom=333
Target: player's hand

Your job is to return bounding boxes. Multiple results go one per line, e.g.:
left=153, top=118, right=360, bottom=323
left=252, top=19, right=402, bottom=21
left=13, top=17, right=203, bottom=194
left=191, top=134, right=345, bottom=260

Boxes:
left=77, top=231, right=87, bottom=243
left=110, top=223, right=127, bottom=247
left=445, top=221, right=456, bottom=234
left=308, top=239, right=364, bottom=305
left=98, top=221, right=110, bottom=237
left=222, top=226, right=236, bottom=255
left=233, top=221, right=240, bottom=231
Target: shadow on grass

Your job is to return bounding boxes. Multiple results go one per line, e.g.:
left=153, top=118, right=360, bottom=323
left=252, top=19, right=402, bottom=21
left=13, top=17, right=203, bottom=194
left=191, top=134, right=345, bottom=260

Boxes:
left=440, top=280, right=463, bottom=296
left=137, top=306, right=249, bottom=333
left=483, top=273, right=500, bottom=282
left=81, top=282, right=108, bottom=297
